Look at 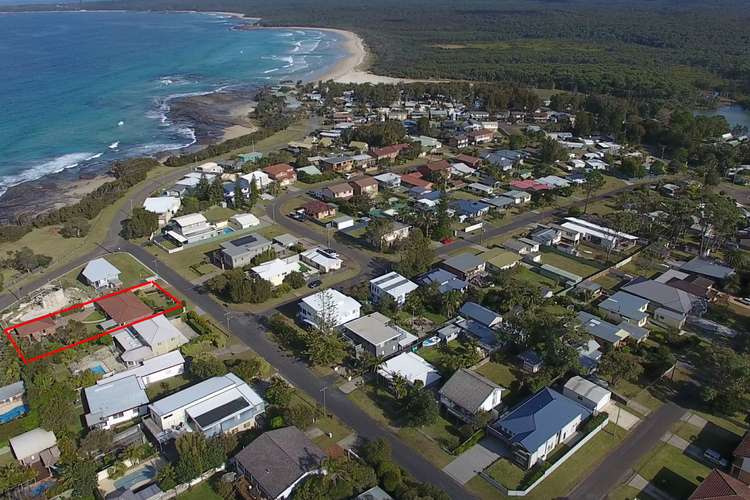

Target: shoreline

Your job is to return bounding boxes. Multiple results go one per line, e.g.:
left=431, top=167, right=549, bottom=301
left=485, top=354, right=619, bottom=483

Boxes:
left=0, top=11, right=398, bottom=220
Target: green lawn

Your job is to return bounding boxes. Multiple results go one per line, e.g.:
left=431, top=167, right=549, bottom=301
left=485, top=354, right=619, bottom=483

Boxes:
left=593, top=272, right=622, bottom=291
left=105, top=252, right=154, bottom=285
left=635, top=443, right=710, bottom=499
left=468, top=424, right=627, bottom=499
left=540, top=249, right=601, bottom=278
left=177, top=481, right=223, bottom=500
left=475, top=361, right=518, bottom=389
left=486, top=458, right=526, bottom=489
left=203, top=206, right=239, bottom=224
left=673, top=420, right=743, bottom=457
left=513, top=266, right=560, bottom=290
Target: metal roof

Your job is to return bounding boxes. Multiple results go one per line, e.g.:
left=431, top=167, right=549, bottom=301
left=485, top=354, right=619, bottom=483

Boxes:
left=84, top=375, right=148, bottom=425
left=82, top=258, right=120, bottom=283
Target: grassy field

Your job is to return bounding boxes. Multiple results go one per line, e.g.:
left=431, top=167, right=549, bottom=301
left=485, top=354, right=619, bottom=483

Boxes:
left=540, top=249, right=601, bottom=278
left=672, top=420, right=742, bottom=458
left=486, top=457, right=526, bottom=489
left=145, top=374, right=193, bottom=400
left=176, top=481, right=223, bottom=500
left=202, top=206, right=238, bottom=223
left=513, top=265, right=560, bottom=290
left=633, top=442, right=710, bottom=499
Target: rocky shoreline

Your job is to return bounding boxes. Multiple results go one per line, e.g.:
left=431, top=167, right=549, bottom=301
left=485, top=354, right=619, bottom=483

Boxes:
left=0, top=88, right=258, bottom=222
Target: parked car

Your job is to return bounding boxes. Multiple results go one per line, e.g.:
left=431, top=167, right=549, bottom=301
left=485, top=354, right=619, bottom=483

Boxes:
left=703, top=449, right=729, bottom=468
left=739, top=297, right=750, bottom=305
left=441, top=237, right=455, bottom=245
left=308, top=279, right=322, bottom=289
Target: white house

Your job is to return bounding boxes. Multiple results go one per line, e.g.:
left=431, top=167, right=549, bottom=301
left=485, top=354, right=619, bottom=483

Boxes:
left=195, top=162, right=224, bottom=174
left=241, top=170, right=273, bottom=190
left=81, top=258, right=122, bottom=289
left=229, top=213, right=260, bottom=230
left=99, top=350, right=185, bottom=389
left=378, top=352, right=442, bottom=387
left=300, top=248, right=343, bottom=273
left=143, top=196, right=182, bottom=226
left=298, top=289, right=361, bottom=328
left=147, top=373, right=265, bottom=442
left=563, top=376, right=611, bottom=414
left=369, top=272, right=419, bottom=305
left=488, top=388, right=591, bottom=469
left=251, top=257, right=301, bottom=287
left=439, top=369, right=503, bottom=423
left=84, top=375, right=149, bottom=429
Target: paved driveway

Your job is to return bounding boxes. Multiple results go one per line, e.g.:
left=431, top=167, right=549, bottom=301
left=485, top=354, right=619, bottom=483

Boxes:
left=443, top=437, right=508, bottom=484
left=604, top=401, right=640, bottom=430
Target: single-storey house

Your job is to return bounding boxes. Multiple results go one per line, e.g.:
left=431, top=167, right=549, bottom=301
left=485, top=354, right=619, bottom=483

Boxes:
left=97, top=292, right=153, bottom=325
left=518, top=350, right=543, bottom=373
left=373, top=172, right=401, bottom=189
left=303, top=200, right=337, bottom=221
left=439, top=369, right=503, bottom=423
left=451, top=200, right=491, bottom=220
left=228, top=213, right=260, bottom=230
left=14, top=317, right=56, bottom=341
left=501, top=190, right=532, bottom=205
left=459, top=302, right=502, bottom=328
left=233, top=426, right=326, bottom=500
left=320, top=156, right=354, bottom=173
left=577, top=311, right=649, bottom=346
left=562, top=376, right=611, bottom=414
left=323, top=183, right=354, bottom=201
left=81, top=258, right=122, bottom=289
left=680, top=257, right=735, bottom=281
left=10, top=428, right=60, bottom=470
left=378, top=352, right=442, bottom=387
left=488, top=388, right=591, bottom=469
left=251, top=257, right=301, bottom=287
left=689, top=469, right=750, bottom=500
left=300, top=248, right=343, bottom=273
left=418, top=268, right=469, bottom=294
left=143, top=196, right=181, bottom=226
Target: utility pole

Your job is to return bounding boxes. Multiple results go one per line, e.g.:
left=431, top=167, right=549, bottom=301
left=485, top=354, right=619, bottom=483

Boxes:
left=320, top=385, right=328, bottom=417
left=224, top=310, right=232, bottom=332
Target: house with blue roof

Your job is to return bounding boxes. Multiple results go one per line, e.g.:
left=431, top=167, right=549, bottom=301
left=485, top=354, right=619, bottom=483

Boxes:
left=450, top=200, right=491, bottom=220
left=417, top=268, right=469, bottom=294
left=488, top=388, right=592, bottom=469
left=459, top=302, right=502, bottom=328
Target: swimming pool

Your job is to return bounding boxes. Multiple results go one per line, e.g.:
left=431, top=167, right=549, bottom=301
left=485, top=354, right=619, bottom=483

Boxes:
left=0, top=404, right=28, bottom=423
left=114, top=465, right=157, bottom=490
left=89, top=364, right=106, bottom=375
left=223, top=227, right=235, bottom=235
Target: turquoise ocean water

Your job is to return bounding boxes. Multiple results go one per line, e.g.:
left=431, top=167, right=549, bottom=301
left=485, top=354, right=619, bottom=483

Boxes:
left=0, top=11, right=344, bottom=195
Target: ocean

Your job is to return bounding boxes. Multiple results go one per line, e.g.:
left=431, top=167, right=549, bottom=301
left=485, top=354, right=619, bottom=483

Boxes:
left=0, top=11, right=345, bottom=195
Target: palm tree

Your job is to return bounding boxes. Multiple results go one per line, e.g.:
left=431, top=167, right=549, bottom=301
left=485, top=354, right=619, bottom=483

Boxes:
left=441, top=290, right=464, bottom=318
left=726, top=249, right=747, bottom=270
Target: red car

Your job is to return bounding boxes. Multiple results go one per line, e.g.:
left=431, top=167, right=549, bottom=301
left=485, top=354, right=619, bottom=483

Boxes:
left=441, top=237, right=455, bottom=245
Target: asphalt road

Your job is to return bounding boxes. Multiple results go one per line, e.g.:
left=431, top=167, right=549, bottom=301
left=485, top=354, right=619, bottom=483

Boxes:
left=568, top=402, right=686, bottom=500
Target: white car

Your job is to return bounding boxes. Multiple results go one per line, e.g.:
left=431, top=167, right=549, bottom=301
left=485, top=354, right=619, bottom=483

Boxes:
left=703, top=449, right=729, bottom=468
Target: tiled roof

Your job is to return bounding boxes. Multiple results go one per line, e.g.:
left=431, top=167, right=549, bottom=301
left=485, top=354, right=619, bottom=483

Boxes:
left=689, top=469, right=750, bottom=499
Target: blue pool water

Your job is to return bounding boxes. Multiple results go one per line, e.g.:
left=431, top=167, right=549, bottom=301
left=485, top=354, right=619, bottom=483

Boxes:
left=0, top=404, right=28, bottom=423
left=223, top=227, right=236, bottom=235
left=0, top=11, right=345, bottom=196
left=90, top=365, right=106, bottom=375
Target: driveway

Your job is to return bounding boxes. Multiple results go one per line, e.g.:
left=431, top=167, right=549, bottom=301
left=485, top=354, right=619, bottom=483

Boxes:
left=443, top=437, right=508, bottom=484
left=604, top=401, right=640, bottom=431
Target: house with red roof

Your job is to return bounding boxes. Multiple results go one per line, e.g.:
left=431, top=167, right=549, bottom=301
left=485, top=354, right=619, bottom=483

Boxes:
left=510, top=179, right=552, bottom=192
left=303, top=201, right=337, bottom=221
left=400, top=172, right=433, bottom=190
left=369, top=143, right=410, bottom=162
left=262, top=163, right=297, bottom=186
left=690, top=469, right=750, bottom=499
left=732, top=431, right=750, bottom=484
left=14, top=317, right=56, bottom=341
left=454, top=154, right=482, bottom=168
left=418, top=160, right=452, bottom=182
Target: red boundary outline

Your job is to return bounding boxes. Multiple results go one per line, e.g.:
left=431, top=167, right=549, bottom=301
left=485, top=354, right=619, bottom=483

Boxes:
left=3, top=281, right=182, bottom=365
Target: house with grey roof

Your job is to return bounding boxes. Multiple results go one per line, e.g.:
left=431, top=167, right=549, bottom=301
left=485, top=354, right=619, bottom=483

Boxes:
left=145, top=373, right=265, bottom=443
left=84, top=375, right=149, bottom=429
left=217, top=233, right=273, bottom=269
left=81, top=258, right=122, bottom=289
left=577, top=311, right=649, bottom=346
left=439, top=369, right=504, bottom=423
left=680, top=257, right=735, bottom=280
left=370, top=272, right=419, bottom=305
left=342, top=312, right=418, bottom=359
left=9, top=428, right=60, bottom=469
left=459, top=302, right=502, bottom=328
left=0, top=381, right=25, bottom=422
left=439, top=253, right=486, bottom=280
left=598, top=291, right=649, bottom=326
left=417, top=268, right=469, bottom=294
left=488, top=388, right=591, bottom=469
left=233, top=426, right=326, bottom=500
left=622, top=278, right=697, bottom=328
